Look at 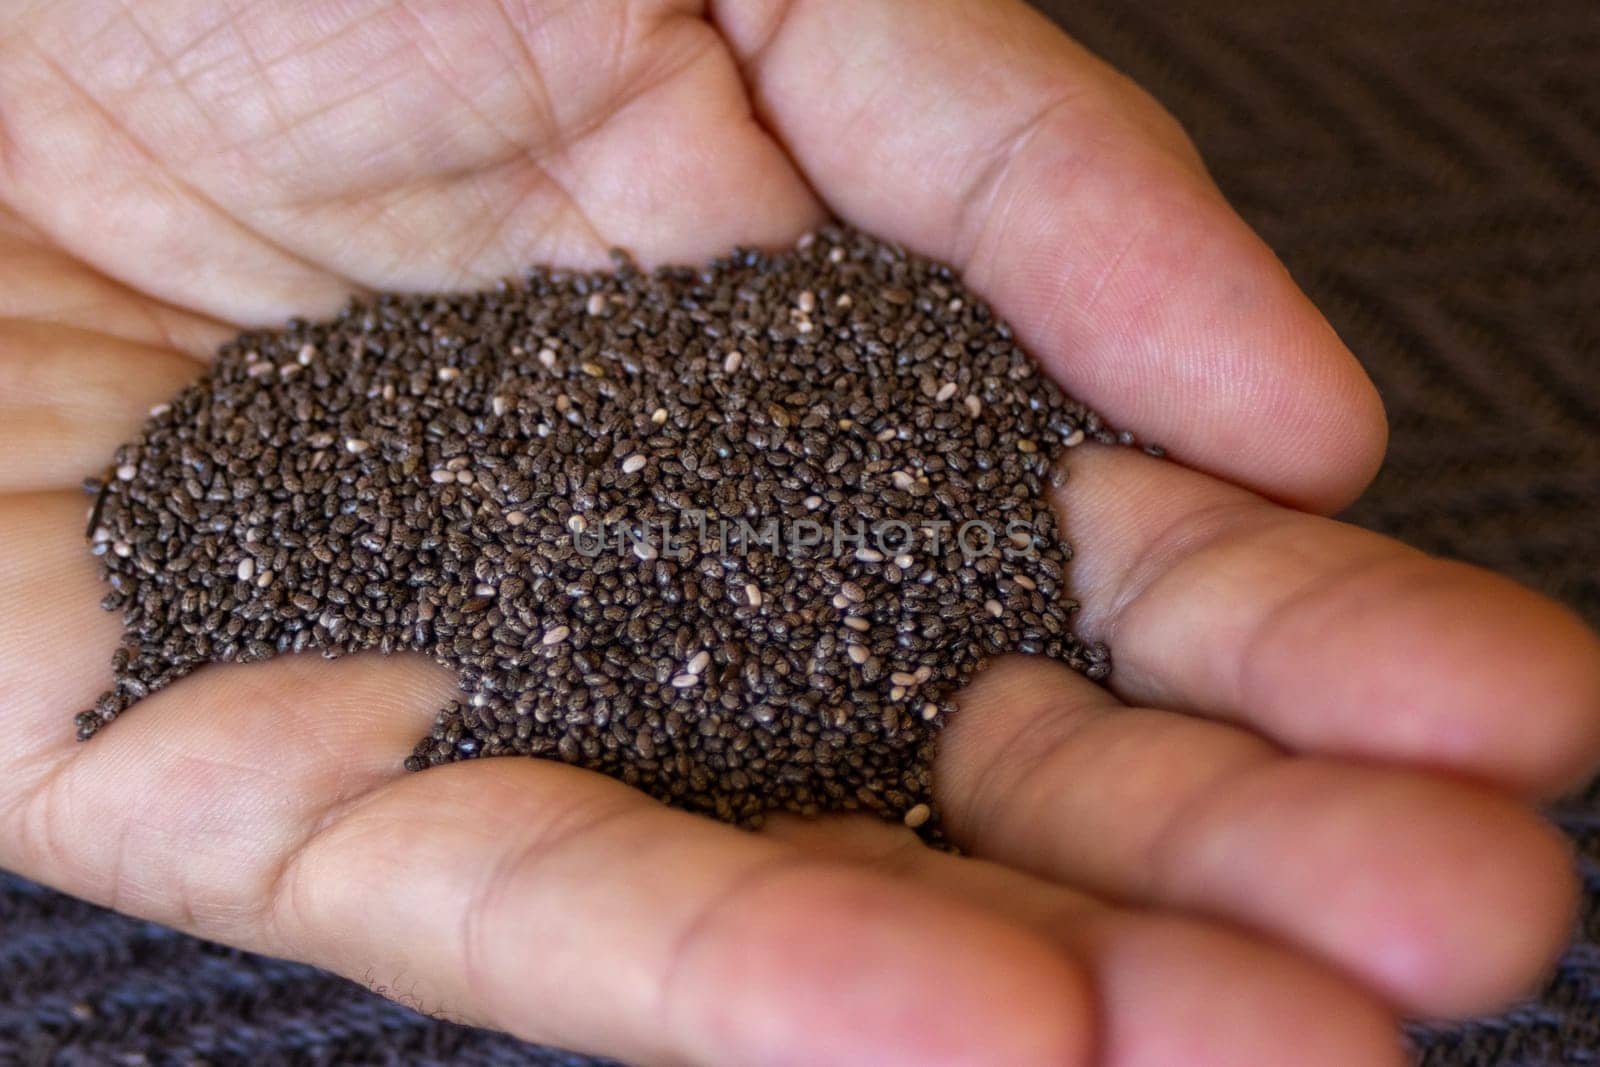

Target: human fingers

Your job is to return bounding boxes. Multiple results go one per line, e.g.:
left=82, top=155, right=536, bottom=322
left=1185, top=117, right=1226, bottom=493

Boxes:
left=769, top=815, right=1406, bottom=1067
left=934, top=656, right=1577, bottom=1017
left=711, top=0, right=1387, bottom=512
left=1054, top=445, right=1600, bottom=797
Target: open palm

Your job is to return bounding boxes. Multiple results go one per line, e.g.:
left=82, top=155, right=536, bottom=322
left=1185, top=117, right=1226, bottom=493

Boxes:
left=3, top=1, right=1599, bottom=1064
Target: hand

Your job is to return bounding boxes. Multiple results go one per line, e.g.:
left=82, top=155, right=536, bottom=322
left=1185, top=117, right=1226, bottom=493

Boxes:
left=2, top=2, right=1598, bottom=1064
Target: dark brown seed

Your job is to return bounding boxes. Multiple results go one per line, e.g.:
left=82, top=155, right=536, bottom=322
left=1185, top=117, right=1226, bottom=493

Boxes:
left=76, top=224, right=1122, bottom=843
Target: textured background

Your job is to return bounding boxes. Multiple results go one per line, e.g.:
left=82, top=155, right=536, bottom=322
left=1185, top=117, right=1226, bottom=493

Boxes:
left=3, top=0, right=1597, bottom=1063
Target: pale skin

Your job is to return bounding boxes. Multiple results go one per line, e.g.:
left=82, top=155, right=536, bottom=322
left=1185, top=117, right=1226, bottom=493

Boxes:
left=1, top=1, right=1598, bottom=1064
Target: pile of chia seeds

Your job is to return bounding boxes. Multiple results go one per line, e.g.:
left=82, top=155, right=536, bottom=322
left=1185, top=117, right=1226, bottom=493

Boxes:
left=80, top=226, right=1114, bottom=833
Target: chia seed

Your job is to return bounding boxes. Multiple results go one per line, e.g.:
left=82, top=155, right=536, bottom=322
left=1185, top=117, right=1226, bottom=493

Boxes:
left=77, top=225, right=1118, bottom=838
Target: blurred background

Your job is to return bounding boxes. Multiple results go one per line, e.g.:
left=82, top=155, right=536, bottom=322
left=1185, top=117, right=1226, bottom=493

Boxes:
left=3, top=0, right=1596, bottom=1062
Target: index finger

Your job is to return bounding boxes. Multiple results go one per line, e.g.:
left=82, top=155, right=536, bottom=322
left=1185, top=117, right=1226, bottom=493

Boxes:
left=711, top=0, right=1387, bottom=513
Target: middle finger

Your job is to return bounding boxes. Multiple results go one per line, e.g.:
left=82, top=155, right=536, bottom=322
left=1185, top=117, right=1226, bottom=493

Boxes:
left=934, top=653, right=1577, bottom=1018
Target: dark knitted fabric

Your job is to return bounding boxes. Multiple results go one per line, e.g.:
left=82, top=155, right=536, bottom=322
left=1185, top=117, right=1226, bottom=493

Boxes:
left=3, top=0, right=1597, bottom=1063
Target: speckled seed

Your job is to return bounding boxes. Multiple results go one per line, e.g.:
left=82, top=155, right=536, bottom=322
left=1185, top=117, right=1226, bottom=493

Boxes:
left=78, top=225, right=1109, bottom=844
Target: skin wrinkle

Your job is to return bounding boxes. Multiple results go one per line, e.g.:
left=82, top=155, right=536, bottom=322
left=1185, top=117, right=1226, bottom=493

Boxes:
left=946, top=686, right=1117, bottom=854
left=26, top=47, right=365, bottom=300
left=257, top=776, right=416, bottom=952
left=652, top=849, right=814, bottom=1059
left=954, top=93, right=1094, bottom=271
left=1076, top=199, right=1161, bottom=320
left=1233, top=543, right=1420, bottom=727
left=260, top=27, right=728, bottom=271
left=693, top=8, right=827, bottom=218
left=477, top=0, right=609, bottom=261
left=460, top=13, right=734, bottom=272
left=108, top=0, right=314, bottom=195
left=104, top=0, right=277, bottom=87
left=1136, top=747, right=1285, bottom=907
left=0, top=320, right=190, bottom=406
left=249, top=701, right=460, bottom=943
left=14, top=652, right=454, bottom=946
left=712, top=0, right=800, bottom=80
left=0, top=76, right=18, bottom=193
left=13, top=0, right=803, bottom=303
left=44, top=740, right=262, bottom=931
left=1070, top=480, right=1275, bottom=650
left=381, top=0, right=616, bottom=265
left=459, top=795, right=644, bottom=1034
left=0, top=222, right=228, bottom=364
